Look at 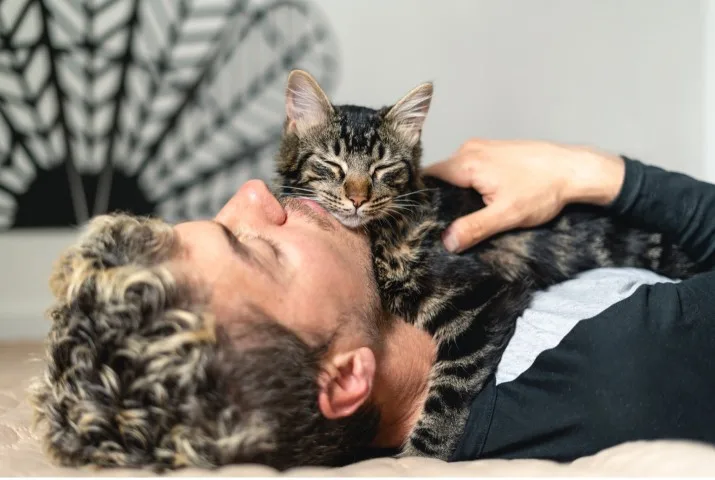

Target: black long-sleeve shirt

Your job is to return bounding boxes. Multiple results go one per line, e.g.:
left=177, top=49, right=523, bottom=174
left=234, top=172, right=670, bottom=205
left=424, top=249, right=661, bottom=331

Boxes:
left=451, top=158, right=715, bottom=461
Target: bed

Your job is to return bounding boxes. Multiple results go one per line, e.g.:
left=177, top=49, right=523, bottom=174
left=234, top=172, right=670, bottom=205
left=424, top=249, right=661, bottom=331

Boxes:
left=2, top=342, right=714, bottom=476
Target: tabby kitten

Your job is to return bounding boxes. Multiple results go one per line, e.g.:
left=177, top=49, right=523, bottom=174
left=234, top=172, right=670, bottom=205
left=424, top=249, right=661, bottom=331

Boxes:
left=274, top=70, right=705, bottom=460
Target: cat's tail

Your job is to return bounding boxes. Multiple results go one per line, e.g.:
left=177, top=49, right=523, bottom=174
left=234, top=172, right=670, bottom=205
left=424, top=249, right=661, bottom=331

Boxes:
left=546, top=208, right=701, bottom=282
left=612, top=228, right=699, bottom=279
left=485, top=207, right=702, bottom=289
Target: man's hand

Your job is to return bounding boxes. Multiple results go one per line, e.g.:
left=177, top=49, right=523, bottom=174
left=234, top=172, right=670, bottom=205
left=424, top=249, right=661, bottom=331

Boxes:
left=424, top=139, right=626, bottom=253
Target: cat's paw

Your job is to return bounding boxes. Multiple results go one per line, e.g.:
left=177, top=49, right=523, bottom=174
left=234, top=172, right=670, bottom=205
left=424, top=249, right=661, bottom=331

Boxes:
left=396, top=442, right=431, bottom=459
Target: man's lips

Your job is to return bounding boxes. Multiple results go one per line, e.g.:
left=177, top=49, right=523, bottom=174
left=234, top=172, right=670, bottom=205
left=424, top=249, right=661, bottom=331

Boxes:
left=298, top=198, right=329, bottom=218
left=284, top=197, right=337, bottom=232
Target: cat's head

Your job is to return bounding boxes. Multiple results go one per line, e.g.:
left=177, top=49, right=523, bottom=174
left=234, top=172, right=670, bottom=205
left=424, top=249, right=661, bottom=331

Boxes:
left=275, top=69, right=433, bottom=228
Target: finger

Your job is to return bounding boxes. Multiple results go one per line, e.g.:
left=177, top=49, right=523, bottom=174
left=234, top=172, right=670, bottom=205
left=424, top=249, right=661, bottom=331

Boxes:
left=423, top=155, right=475, bottom=188
left=459, top=137, right=491, bottom=151
left=442, top=204, right=517, bottom=253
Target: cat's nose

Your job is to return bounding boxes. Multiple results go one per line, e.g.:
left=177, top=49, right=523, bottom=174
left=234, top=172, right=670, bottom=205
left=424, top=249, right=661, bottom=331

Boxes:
left=349, top=195, right=368, bottom=208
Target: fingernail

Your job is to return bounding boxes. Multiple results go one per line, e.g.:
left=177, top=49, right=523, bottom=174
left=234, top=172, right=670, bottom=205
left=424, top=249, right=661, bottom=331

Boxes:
left=443, top=229, right=459, bottom=253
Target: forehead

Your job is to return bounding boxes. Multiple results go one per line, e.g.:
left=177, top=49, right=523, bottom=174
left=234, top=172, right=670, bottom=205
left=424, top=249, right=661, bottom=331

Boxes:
left=333, top=105, right=384, bottom=154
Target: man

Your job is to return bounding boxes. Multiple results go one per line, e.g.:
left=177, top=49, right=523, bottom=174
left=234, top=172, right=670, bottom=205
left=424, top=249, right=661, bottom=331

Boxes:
left=31, top=140, right=715, bottom=470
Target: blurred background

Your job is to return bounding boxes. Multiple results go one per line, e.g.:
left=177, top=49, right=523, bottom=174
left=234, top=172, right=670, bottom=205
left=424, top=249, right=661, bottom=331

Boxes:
left=0, top=0, right=712, bottom=340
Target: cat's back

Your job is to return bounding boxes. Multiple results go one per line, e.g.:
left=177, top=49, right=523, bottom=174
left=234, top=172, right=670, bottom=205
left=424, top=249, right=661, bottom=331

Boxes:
left=424, top=176, right=486, bottom=224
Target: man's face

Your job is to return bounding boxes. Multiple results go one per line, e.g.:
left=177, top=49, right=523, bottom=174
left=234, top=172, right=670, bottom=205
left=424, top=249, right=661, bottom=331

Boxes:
left=172, top=179, right=380, bottom=347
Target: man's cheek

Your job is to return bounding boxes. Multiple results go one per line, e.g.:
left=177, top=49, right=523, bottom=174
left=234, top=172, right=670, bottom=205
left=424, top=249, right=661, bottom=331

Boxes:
left=298, top=236, right=339, bottom=265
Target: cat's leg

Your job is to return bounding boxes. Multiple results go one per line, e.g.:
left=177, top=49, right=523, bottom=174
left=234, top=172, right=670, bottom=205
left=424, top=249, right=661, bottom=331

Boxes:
left=370, top=244, right=429, bottom=322
left=399, top=279, right=534, bottom=460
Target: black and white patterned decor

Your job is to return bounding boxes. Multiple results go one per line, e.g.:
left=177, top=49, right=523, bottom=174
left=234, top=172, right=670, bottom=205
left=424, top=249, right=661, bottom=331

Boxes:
left=0, top=0, right=339, bottom=229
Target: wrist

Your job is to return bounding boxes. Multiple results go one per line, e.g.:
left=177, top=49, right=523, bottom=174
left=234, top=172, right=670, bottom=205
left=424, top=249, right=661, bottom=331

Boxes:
left=562, top=147, right=626, bottom=206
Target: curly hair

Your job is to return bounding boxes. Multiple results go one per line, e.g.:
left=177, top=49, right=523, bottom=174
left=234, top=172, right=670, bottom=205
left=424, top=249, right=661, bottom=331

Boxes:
left=29, top=213, right=380, bottom=471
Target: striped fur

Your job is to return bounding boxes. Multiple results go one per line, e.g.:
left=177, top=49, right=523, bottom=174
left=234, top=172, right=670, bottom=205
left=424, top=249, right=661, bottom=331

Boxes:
left=375, top=178, right=703, bottom=459
left=274, top=71, right=704, bottom=460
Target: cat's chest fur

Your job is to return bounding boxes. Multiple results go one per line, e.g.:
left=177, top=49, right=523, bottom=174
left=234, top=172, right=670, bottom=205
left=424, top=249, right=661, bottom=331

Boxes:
left=366, top=201, right=448, bottom=326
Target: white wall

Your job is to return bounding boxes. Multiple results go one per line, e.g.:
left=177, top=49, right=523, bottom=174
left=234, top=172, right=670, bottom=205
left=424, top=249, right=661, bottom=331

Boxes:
left=316, top=0, right=706, bottom=175
left=705, top=0, right=715, bottom=183
left=0, top=0, right=709, bottom=340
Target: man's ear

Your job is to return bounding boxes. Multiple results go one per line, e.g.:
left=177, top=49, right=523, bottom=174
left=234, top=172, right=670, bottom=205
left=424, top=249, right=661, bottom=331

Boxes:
left=384, top=82, right=433, bottom=146
left=318, top=347, right=376, bottom=419
left=285, top=69, right=334, bottom=136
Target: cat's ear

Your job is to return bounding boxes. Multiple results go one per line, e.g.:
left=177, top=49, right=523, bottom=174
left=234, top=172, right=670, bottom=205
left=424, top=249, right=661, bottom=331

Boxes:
left=385, top=82, right=433, bottom=146
left=285, top=69, right=334, bottom=136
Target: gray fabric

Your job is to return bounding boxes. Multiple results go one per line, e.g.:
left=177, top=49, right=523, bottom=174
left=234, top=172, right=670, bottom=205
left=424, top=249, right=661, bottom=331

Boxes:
left=495, top=268, right=678, bottom=385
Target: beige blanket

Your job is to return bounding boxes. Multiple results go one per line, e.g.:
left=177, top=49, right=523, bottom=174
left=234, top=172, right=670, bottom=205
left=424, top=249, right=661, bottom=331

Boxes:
left=2, top=342, right=714, bottom=476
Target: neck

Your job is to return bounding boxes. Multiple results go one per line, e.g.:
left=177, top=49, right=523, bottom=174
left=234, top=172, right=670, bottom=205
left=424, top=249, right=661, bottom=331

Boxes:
left=370, top=316, right=436, bottom=448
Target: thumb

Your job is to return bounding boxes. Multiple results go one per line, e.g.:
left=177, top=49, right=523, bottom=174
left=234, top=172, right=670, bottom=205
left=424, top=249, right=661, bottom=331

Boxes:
left=442, top=204, right=515, bottom=253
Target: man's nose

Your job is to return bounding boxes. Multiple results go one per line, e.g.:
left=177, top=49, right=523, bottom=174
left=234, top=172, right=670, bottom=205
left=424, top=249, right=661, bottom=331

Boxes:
left=215, top=179, right=286, bottom=229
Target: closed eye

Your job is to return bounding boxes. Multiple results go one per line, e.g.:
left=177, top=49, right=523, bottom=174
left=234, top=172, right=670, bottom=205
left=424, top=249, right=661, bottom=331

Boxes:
left=256, top=234, right=282, bottom=260
left=323, top=159, right=344, bottom=171
left=217, top=222, right=249, bottom=259
left=216, top=223, right=282, bottom=271
left=371, top=163, right=401, bottom=179
left=319, top=159, right=346, bottom=181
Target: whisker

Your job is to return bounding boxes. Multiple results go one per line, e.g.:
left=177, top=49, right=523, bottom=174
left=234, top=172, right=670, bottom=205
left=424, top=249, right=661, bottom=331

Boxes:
left=387, top=201, right=418, bottom=210
left=393, top=188, right=437, bottom=199
left=383, top=210, right=403, bottom=224
left=278, top=192, right=319, bottom=198
left=279, top=194, right=321, bottom=202
left=385, top=206, right=411, bottom=215
left=387, top=206, right=415, bottom=214
left=280, top=186, right=318, bottom=194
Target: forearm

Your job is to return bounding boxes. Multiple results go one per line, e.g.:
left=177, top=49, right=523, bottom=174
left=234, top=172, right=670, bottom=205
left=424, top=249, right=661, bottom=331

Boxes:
left=564, top=151, right=715, bottom=266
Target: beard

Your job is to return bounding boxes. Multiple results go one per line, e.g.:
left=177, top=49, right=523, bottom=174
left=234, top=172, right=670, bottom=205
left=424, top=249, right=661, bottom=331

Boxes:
left=279, top=196, right=336, bottom=232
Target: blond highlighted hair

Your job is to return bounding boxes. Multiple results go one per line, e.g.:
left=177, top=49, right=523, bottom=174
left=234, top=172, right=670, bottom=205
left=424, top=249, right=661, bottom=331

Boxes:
left=30, top=213, right=379, bottom=471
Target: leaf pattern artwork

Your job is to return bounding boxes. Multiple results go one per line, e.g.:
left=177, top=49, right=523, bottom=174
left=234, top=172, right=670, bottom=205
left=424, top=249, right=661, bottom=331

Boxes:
left=0, top=0, right=340, bottom=229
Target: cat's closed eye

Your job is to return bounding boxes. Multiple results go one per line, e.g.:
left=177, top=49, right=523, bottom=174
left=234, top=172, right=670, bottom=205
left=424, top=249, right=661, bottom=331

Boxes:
left=371, top=163, right=403, bottom=182
left=371, top=165, right=392, bottom=180
left=319, top=158, right=345, bottom=181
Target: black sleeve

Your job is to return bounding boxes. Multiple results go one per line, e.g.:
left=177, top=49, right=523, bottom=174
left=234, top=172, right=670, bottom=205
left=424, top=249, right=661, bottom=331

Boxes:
left=450, top=156, right=715, bottom=464
left=610, top=157, right=715, bottom=267
left=467, top=270, right=715, bottom=463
